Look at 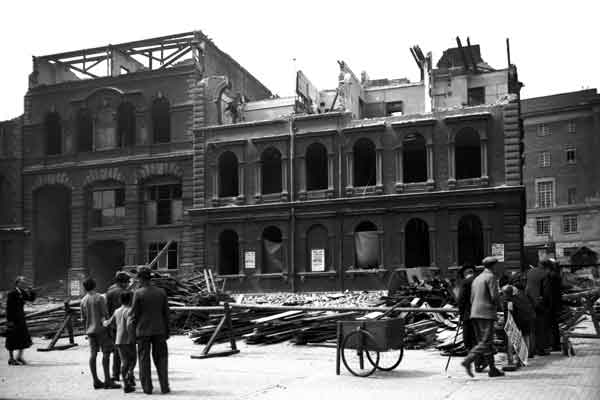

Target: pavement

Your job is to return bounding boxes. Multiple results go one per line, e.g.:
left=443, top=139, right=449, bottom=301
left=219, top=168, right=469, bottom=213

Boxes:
left=1, top=323, right=599, bottom=400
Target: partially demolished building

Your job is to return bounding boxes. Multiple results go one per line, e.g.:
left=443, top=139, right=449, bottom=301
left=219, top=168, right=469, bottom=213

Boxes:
left=0, top=33, right=525, bottom=295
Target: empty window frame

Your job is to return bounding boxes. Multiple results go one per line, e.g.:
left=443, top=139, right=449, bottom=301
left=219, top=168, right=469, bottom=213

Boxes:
left=147, top=241, right=178, bottom=269
left=151, top=97, right=171, bottom=143
left=305, top=143, right=328, bottom=191
left=261, top=147, right=282, bottom=194
left=536, top=180, right=554, bottom=209
left=262, top=226, right=283, bottom=273
left=567, top=187, right=577, bottom=205
left=117, top=102, right=136, bottom=147
left=457, top=215, right=484, bottom=266
left=455, top=128, right=481, bottom=179
left=562, top=215, right=578, bottom=233
left=403, top=133, right=427, bottom=183
left=76, top=108, right=93, bottom=152
left=218, top=151, right=239, bottom=197
left=354, top=221, right=379, bottom=269
left=219, top=230, right=240, bottom=275
left=386, top=101, right=404, bottom=116
left=467, top=87, right=485, bottom=106
left=536, top=216, right=551, bottom=236
left=538, top=151, right=551, bottom=168
left=353, top=138, right=376, bottom=187
left=404, top=218, right=430, bottom=267
left=536, top=123, right=551, bottom=137
left=565, top=145, right=576, bottom=164
left=90, top=188, right=125, bottom=227
left=44, top=111, right=62, bottom=155
left=145, top=183, right=182, bottom=225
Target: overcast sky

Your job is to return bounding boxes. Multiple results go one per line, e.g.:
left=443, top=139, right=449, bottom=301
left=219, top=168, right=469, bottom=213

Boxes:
left=1, top=0, right=598, bottom=120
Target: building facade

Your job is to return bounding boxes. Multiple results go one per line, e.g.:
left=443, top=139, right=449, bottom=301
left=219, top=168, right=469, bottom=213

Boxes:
left=522, top=89, right=600, bottom=265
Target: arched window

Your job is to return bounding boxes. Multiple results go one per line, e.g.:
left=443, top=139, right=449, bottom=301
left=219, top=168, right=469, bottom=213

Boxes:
left=353, top=138, right=376, bottom=187
left=354, top=220, right=379, bottom=268
left=306, top=143, right=328, bottom=191
left=458, top=214, right=484, bottom=266
left=44, top=111, right=62, bottom=155
left=218, top=151, right=239, bottom=197
left=76, top=108, right=93, bottom=152
left=261, top=147, right=282, bottom=194
left=262, top=226, right=283, bottom=273
left=307, top=224, right=328, bottom=272
left=117, top=101, right=136, bottom=147
left=219, top=230, right=239, bottom=275
left=152, top=97, right=171, bottom=143
left=403, top=133, right=427, bottom=183
left=405, top=218, right=430, bottom=267
left=455, top=128, right=481, bottom=179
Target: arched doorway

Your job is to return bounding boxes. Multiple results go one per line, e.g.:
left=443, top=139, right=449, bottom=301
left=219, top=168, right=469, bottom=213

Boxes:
left=405, top=218, right=430, bottom=267
left=354, top=221, right=379, bottom=268
left=353, top=138, right=376, bottom=187
left=87, top=240, right=125, bottom=292
left=218, top=151, right=239, bottom=197
left=455, top=128, right=481, bottom=179
left=458, top=215, right=484, bottom=266
left=306, top=143, right=328, bottom=191
left=219, top=230, right=239, bottom=275
left=34, top=185, right=71, bottom=290
left=262, top=226, right=283, bottom=273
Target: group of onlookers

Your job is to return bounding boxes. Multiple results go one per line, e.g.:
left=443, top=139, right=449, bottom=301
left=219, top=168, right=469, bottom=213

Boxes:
left=457, top=256, right=564, bottom=378
left=80, top=267, right=171, bottom=394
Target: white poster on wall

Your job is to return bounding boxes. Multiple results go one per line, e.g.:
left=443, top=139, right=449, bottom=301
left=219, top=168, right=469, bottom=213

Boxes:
left=70, top=279, right=81, bottom=297
left=244, top=251, right=256, bottom=269
left=311, top=248, right=325, bottom=272
left=492, top=243, right=505, bottom=262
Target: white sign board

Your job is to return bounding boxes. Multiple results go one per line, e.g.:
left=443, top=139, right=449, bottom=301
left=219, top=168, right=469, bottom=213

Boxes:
left=244, top=251, right=256, bottom=270
left=70, top=279, right=81, bottom=297
left=491, top=243, right=505, bottom=262
left=504, top=311, right=528, bottom=365
left=311, top=249, right=325, bottom=272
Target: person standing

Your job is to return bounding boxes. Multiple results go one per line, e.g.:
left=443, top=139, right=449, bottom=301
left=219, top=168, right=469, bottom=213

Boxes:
left=81, top=277, right=121, bottom=390
left=5, top=276, right=36, bottom=366
left=104, top=291, right=137, bottom=393
left=461, top=256, right=504, bottom=378
left=130, top=267, right=170, bottom=394
left=105, top=271, right=131, bottom=381
left=456, top=265, right=477, bottom=351
left=546, top=259, right=563, bottom=351
left=501, top=284, right=536, bottom=361
left=525, top=259, right=552, bottom=356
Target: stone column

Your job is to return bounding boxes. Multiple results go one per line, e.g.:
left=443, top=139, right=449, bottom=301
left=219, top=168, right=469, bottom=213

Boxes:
left=254, top=161, right=262, bottom=201
left=448, top=140, right=456, bottom=188
left=211, top=162, right=219, bottom=206
left=481, top=138, right=489, bottom=184
left=376, top=148, right=384, bottom=194
left=429, top=227, right=437, bottom=267
left=327, top=153, right=335, bottom=197
left=345, top=151, right=353, bottom=195
left=395, top=146, right=404, bottom=192
left=281, top=156, right=289, bottom=201
left=237, top=161, right=245, bottom=204
left=298, top=156, right=307, bottom=200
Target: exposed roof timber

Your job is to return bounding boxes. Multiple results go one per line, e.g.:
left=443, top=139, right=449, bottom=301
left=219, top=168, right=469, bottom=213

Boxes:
left=466, top=37, right=478, bottom=73
left=455, top=36, right=470, bottom=72
left=158, top=46, right=192, bottom=70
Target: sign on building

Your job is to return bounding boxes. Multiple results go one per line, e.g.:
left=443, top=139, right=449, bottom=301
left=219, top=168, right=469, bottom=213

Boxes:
left=311, top=248, right=325, bottom=272
left=244, top=251, right=256, bottom=270
left=492, top=243, right=505, bottom=262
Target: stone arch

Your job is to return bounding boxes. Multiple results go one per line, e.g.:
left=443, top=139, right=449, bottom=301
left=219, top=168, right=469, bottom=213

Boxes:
left=83, top=167, right=125, bottom=187
left=136, top=162, right=183, bottom=184
left=32, top=173, right=73, bottom=192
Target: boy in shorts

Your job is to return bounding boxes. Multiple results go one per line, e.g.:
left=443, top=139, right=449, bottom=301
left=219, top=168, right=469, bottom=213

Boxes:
left=104, top=290, right=136, bottom=393
left=81, top=277, right=121, bottom=390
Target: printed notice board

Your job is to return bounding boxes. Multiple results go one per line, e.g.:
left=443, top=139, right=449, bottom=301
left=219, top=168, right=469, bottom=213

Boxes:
left=244, top=251, right=256, bottom=269
left=311, top=249, right=325, bottom=272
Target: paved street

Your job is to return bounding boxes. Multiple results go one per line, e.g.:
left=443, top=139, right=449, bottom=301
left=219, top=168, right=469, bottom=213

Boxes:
left=1, top=328, right=599, bottom=400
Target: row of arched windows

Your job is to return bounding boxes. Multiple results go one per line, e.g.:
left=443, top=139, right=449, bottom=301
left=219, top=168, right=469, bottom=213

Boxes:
left=216, top=128, right=483, bottom=198
left=216, top=214, right=485, bottom=274
left=43, top=97, right=171, bottom=155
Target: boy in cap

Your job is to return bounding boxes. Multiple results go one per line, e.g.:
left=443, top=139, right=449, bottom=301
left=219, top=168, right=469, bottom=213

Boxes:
left=105, top=271, right=131, bottom=381
left=104, top=290, right=136, bottom=393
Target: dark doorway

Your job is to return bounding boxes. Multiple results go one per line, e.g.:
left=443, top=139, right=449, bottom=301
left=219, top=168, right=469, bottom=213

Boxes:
left=44, top=112, right=62, bottom=155
left=87, top=240, right=125, bottom=292
left=262, top=226, right=283, bottom=273
left=353, top=138, right=376, bottom=187
left=76, top=108, right=93, bottom=152
left=218, top=151, right=239, bottom=197
left=354, top=221, right=379, bottom=269
left=458, top=215, right=484, bottom=266
left=403, top=133, right=427, bottom=183
left=152, top=97, right=171, bottom=143
left=34, top=185, right=71, bottom=289
left=117, top=101, right=136, bottom=147
left=261, top=147, right=282, bottom=194
left=455, top=128, right=481, bottom=179
left=219, top=230, right=239, bottom=275
left=306, top=143, right=328, bottom=191
left=405, top=218, right=430, bottom=267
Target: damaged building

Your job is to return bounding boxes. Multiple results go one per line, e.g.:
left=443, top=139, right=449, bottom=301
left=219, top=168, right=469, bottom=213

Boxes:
left=1, top=33, right=525, bottom=295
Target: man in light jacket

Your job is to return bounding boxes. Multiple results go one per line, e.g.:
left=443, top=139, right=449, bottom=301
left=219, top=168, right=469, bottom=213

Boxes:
left=461, top=256, right=505, bottom=378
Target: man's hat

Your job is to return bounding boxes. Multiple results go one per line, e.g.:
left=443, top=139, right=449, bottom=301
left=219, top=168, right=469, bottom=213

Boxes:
left=482, top=256, right=498, bottom=267
left=115, top=271, right=130, bottom=283
left=458, top=264, right=475, bottom=279
left=137, top=267, right=152, bottom=280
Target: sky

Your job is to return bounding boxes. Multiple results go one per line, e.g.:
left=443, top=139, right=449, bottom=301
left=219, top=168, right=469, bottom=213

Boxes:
left=1, top=0, right=598, bottom=120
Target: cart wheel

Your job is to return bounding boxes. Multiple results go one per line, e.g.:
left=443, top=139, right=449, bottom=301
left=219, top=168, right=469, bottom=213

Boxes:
left=341, top=330, right=379, bottom=377
left=368, top=345, right=404, bottom=371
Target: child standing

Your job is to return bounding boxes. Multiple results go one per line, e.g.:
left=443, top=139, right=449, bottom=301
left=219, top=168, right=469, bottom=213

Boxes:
left=81, top=277, right=121, bottom=390
left=104, top=291, right=136, bottom=393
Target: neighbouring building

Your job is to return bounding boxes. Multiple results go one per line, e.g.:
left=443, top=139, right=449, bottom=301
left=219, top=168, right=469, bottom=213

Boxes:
left=522, top=89, right=600, bottom=266
left=191, top=41, right=526, bottom=292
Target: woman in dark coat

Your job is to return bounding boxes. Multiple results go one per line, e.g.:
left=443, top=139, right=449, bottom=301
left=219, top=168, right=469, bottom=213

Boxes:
left=5, top=276, right=36, bottom=365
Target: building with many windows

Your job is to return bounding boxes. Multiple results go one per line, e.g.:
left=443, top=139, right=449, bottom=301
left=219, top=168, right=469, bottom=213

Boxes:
left=522, top=89, right=600, bottom=265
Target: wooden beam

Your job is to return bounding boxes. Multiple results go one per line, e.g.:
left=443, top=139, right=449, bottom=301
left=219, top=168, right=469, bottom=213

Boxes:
left=147, top=240, right=174, bottom=269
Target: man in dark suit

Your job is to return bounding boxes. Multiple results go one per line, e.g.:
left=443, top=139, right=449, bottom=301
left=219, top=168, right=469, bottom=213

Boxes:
left=457, top=265, right=477, bottom=352
left=525, top=259, right=552, bottom=356
left=545, top=259, right=563, bottom=351
left=130, top=267, right=170, bottom=394
left=105, top=271, right=131, bottom=381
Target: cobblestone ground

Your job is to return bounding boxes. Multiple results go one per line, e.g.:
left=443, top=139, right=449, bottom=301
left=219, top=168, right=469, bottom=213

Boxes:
left=1, top=326, right=599, bottom=400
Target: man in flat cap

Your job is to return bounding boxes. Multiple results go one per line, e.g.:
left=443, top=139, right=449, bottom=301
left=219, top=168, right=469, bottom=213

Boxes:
left=526, top=258, right=552, bottom=355
left=461, top=256, right=504, bottom=377
left=130, top=267, right=170, bottom=394
left=105, top=271, right=131, bottom=381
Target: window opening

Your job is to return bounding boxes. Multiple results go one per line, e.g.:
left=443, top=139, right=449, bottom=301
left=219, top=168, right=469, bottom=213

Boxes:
left=44, top=112, right=62, bottom=155
left=405, top=218, right=430, bottom=267
left=455, top=128, right=481, bottom=179
left=218, top=151, right=239, bottom=197
left=457, top=215, right=484, bottom=266
left=152, top=97, right=171, bottom=143
left=145, top=183, right=182, bottom=225
left=536, top=216, right=551, bottom=236
left=353, top=138, right=376, bottom=187
left=403, top=133, right=427, bottom=183
left=562, top=215, right=577, bottom=233
left=262, top=226, right=283, bottom=273
left=147, top=241, right=178, bottom=269
left=306, top=143, right=328, bottom=191
left=90, top=188, right=125, bottom=227
left=219, top=230, right=239, bottom=275
left=467, top=87, right=485, bottom=106
left=354, top=221, right=379, bottom=269
left=261, top=147, right=282, bottom=194
left=536, top=181, right=554, bottom=208
left=117, top=102, right=136, bottom=147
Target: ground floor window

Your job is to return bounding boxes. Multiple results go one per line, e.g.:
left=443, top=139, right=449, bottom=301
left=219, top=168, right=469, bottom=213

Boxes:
left=147, top=241, right=178, bottom=269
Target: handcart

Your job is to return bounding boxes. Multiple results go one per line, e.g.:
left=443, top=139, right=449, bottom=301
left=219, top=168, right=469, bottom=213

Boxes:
left=336, top=318, right=405, bottom=377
